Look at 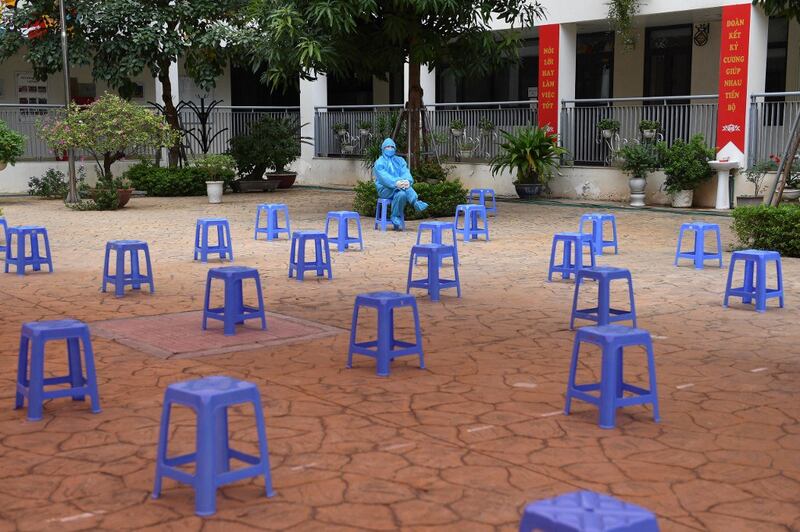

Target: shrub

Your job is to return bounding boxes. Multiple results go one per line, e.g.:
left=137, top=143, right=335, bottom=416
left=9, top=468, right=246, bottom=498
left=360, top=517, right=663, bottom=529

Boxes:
left=0, top=119, right=25, bottom=165
left=639, top=119, right=661, bottom=131
left=414, top=160, right=453, bottom=184
left=617, top=142, right=658, bottom=179
left=489, top=126, right=567, bottom=184
left=731, top=204, right=800, bottom=257
left=192, top=154, right=237, bottom=185
left=123, top=161, right=214, bottom=196
left=28, top=167, right=90, bottom=199
left=657, top=134, right=715, bottom=193
left=597, top=118, right=620, bottom=131
left=229, top=115, right=309, bottom=179
left=354, top=179, right=468, bottom=221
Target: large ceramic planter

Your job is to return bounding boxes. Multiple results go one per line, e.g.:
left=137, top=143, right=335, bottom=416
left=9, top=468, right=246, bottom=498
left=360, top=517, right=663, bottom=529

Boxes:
left=234, top=179, right=280, bottom=193
left=206, top=181, right=224, bottom=204
left=628, top=177, right=646, bottom=207
left=601, top=129, right=615, bottom=139
left=451, top=129, right=464, bottom=137
left=272, top=171, right=296, bottom=189
left=514, top=182, right=544, bottom=200
left=736, top=195, right=764, bottom=207
left=117, top=188, right=134, bottom=208
left=642, top=129, right=657, bottom=140
left=782, top=188, right=800, bottom=201
left=459, top=150, right=472, bottom=160
left=671, top=190, right=693, bottom=208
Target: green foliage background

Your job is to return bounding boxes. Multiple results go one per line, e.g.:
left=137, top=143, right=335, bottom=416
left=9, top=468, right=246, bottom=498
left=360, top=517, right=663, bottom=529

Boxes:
left=731, top=204, right=800, bottom=257
left=353, top=180, right=468, bottom=221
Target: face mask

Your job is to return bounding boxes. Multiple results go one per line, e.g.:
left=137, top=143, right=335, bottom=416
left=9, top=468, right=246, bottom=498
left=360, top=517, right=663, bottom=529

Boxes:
left=384, top=148, right=396, bottom=157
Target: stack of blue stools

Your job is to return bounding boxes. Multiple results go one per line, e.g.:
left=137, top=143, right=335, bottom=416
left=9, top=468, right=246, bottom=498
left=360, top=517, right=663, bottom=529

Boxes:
left=565, top=325, right=660, bottom=429
left=548, top=232, right=595, bottom=281
left=347, top=291, right=424, bottom=376
left=254, top=203, right=291, bottom=241
left=15, top=319, right=102, bottom=421
left=579, top=213, right=618, bottom=255
left=407, top=244, right=461, bottom=301
left=152, top=376, right=274, bottom=516
left=194, top=218, right=233, bottom=262
left=415, top=221, right=458, bottom=266
left=675, top=221, right=723, bottom=269
left=469, top=188, right=497, bottom=215
left=102, top=240, right=155, bottom=297
left=454, top=204, right=489, bottom=242
left=570, top=266, right=637, bottom=330
left=724, top=249, right=784, bottom=312
left=4, top=225, right=53, bottom=275
left=289, top=231, right=333, bottom=281
left=202, top=266, right=267, bottom=335
left=325, top=211, right=364, bottom=252
left=375, top=198, right=404, bottom=231
left=520, top=491, right=659, bottom=532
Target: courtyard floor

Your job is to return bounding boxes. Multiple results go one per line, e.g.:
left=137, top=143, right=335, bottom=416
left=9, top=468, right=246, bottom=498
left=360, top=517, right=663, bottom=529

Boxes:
left=0, top=189, right=798, bottom=531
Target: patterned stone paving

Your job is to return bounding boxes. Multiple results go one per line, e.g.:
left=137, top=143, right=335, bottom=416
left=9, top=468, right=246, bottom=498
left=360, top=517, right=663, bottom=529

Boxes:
left=0, top=190, right=798, bottom=531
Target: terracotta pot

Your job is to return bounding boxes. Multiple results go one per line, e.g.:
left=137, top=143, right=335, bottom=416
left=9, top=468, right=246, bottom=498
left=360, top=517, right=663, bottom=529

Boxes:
left=271, top=172, right=296, bottom=189
left=91, top=188, right=133, bottom=208
left=0, top=161, right=6, bottom=171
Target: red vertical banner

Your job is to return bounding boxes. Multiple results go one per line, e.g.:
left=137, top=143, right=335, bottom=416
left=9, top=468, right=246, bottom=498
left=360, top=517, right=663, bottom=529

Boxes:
left=538, top=24, right=560, bottom=133
left=717, top=4, right=751, bottom=154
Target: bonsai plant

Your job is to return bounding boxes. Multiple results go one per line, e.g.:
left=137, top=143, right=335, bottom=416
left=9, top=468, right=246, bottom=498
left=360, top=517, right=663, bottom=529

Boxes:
left=639, top=119, right=661, bottom=140
left=357, top=120, right=372, bottom=136
left=459, top=140, right=477, bottom=159
left=229, top=115, right=310, bottom=191
left=450, top=119, right=465, bottom=137
left=489, top=126, right=568, bottom=199
left=332, top=122, right=349, bottom=136
left=616, top=142, right=658, bottom=207
left=0, top=119, right=25, bottom=170
left=38, top=93, right=177, bottom=208
left=478, top=118, right=495, bottom=134
left=597, top=118, right=620, bottom=139
left=194, top=154, right=237, bottom=203
left=657, top=135, right=715, bottom=208
left=739, top=160, right=771, bottom=207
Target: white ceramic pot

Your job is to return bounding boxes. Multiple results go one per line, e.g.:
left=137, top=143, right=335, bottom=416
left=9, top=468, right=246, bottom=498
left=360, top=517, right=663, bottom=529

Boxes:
left=459, top=150, right=472, bottom=159
left=206, top=181, right=224, bottom=204
left=628, top=177, right=646, bottom=207
left=601, top=129, right=614, bottom=139
left=782, top=188, right=800, bottom=201
left=451, top=129, right=463, bottom=137
left=342, top=144, right=355, bottom=155
left=671, top=189, right=694, bottom=208
left=642, top=129, right=657, bottom=139
left=358, top=129, right=370, bottom=136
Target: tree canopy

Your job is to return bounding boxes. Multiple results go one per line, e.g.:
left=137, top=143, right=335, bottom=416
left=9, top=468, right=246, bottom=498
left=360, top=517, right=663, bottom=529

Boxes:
left=753, top=0, right=800, bottom=19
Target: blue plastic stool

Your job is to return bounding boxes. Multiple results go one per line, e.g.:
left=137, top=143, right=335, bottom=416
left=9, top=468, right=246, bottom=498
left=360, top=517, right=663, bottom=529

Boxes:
left=407, top=244, right=461, bottom=301
left=289, top=231, right=333, bottom=281
left=325, top=211, right=364, bottom=252
left=415, top=221, right=458, bottom=266
left=4, top=225, right=53, bottom=275
left=102, top=240, right=155, bottom=297
left=548, top=232, right=595, bottom=281
left=724, top=249, right=784, bottom=313
left=254, top=203, right=291, bottom=241
left=194, top=218, right=233, bottom=263
left=519, top=491, right=659, bottom=532
left=469, top=188, right=497, bottom=215
left=0, top=216, right=8, bottom=259
left=375, top=198, right=405, bottom=231
left=570, top=267, right=637, bottom=330
left=675, top=221, right=723, bottom=269
left=454, top=204, right=489, bottom=242
left=152, top=376, right=274, bottom=516
left=347, top=291, right=424, bottom=377
left=15, top=319, right=101, bottom=421
left=579, top=213, right=618, bottom=256
left=202, top=266, right=267, bottom=336
left=565, top=325, right=659, bottom=429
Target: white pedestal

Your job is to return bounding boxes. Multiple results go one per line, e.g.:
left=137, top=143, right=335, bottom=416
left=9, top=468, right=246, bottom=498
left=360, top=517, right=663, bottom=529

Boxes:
left=714, top=169, right=731, bottom=210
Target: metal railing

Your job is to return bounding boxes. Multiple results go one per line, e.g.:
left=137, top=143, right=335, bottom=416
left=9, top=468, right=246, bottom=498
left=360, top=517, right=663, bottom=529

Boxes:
left=748, top=92, right=800, bottom=166
left=0, top=103, right=300, bottom=160
left=561, top=95, right=718, bottom=165
left=314, top=100, right=538, bottom=160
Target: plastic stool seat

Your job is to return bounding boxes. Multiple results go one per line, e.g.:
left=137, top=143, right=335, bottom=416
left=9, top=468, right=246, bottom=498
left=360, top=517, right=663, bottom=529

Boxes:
left=570, top=266, right=637, bottom=329
left=289, top=231, right=333, bottom=281
left=194, top=218, right=233, bottom=263
left=454, top=204, right=489, bottom=242
left=102, top=239, right=155, bottom=297
left=15, top=319, right=101, bottom=421
left=520, top=491, right=659, bottom=532
left=407, top=244, right=461, bottom=301
left=469, top=188, right=497, bottom=215
left=347, top=292, right=424, bottom=376
left=548, top=232, right=595, bottom=281
left=565, top=325, right=659, bottom=429
left=579, top=213, right=618, bottom=256
left=675, top=221, right=723, bottom=269
left=724, top=249, right=784, bottom=312
left=415, top=221, right=458, bottom=266
left=375, top=198, right=404, bottom=231
left=254, top=204, right=291, bottom=241
left=325, top=211, right=364, bottom=252
left=203, top=266, right=267, bottom=335
left=152, top=376, right=274, bottom=516
left=4, top=225, right=53, bottom=275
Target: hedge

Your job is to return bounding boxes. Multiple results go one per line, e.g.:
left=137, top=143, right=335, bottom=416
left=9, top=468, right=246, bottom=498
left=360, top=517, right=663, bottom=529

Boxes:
left=123, top=161, right=235, bottom=197
left=353, top=179, right=468, bottom=220
left=731, top=204, right=800, bottom=257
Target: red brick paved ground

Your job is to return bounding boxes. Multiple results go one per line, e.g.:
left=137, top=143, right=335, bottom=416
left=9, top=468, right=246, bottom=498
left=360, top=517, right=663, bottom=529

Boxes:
left=0, top=190, right=798, bottom=531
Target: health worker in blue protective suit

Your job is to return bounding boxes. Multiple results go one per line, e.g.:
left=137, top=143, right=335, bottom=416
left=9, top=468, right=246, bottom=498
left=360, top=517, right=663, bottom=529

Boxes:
left=374, top=138, right=428, bottom=230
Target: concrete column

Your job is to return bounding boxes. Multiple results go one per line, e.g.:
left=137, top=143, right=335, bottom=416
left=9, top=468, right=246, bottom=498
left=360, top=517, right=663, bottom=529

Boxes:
left=299, top=72, right=327, bottom=161
left=744, top=4, right=769, bottom=164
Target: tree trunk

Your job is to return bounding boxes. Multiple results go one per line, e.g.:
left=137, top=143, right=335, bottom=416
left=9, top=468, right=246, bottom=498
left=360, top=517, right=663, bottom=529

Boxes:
left=103, top=153, right=114, bottom=182
left=407, top=59, right=422, bottom=171
left=771, top=130, right=800, bottom=206
left=158, top=62, right=182, bottom=168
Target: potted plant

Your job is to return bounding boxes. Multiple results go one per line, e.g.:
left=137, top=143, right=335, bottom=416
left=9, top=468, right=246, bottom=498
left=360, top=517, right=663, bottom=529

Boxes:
left=0, top=119, right=25, bottom=170
left=738, top=160, right=771, bottom=207
left=489, top=126, right=568, bottom=199
left=332, top=122, right=349, bottom=137
left=639, top=119, right=661, bottom=140
left=459, top=140, right=477, bottom=160
left=769, top=154, right=800, bottom=201
left=657, top=135, right=715, bottom=208
left=479, top=118, right=495, bottom=135
left=230, top=115, right=311, bottom=191
left=617, top=142, right=658, bottom=207
left=597, top=118, right=620, bottom=139
left=341, top=142, right=356, bottom=155
left=357, top=121, right=371, bottom=136
left=450, top=119, right=465, bottom=137
left=37, top=93, right=177, bottom=208
left=194, top=154, right=237, bottom=203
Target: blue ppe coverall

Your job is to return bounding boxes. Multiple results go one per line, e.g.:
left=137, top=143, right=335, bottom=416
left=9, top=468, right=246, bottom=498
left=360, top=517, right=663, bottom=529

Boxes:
left=374, top=138, right=428, bottom=228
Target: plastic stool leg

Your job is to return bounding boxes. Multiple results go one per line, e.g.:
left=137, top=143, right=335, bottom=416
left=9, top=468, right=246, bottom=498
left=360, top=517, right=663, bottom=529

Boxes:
left=693, top=229, right=704, bottom=269
left=131, top=248, right=142, bottom=290
left=288, top=236, right=297, bottom=278
left=202, top=276, right=213, bottom=330
left=114, top=249, right=125, bottom=297
left=715, top=229, right=723, bottom=267
left=15, top=336, right=28, bottom=409
left=252, top=394, right=275, bottom=497
left=743, top=260, right=754, bottom=305
left=67, top=337, right=85, bottom=401
left=406, top=251, right=415, bottom=294
left=314, top=238, right=324, bottom=276
left=254, top=275, right=267, bottom=331
left=569, top=275, right=581, bottom=330
left=547, top=238, right=558, bottom=282
left=453, top=252, right=462, bottom=298
left=597, top=277, right=610, bottom=326
left=152, top=398, right=172, bottom=499
left=81, top=332, right=101, bottom=413
left=412, top=303, right=425, bottom=369
left=225, top=223, right=233, bottom=261
left=564, top=338, right=581, bottom=415
left=223, top=280, right=237, bottom=335
left=428, top=254, right=441, bottom=301
left=674, top=227, right=685, bottom=266
left=215, top=406, right=231, bottom=474
left=15, top=232, right=24, bottom=275
left=645, top=339, right=660, bottom=422
left=194, top=222, right=201, bottom=260
left=594, top=219, right=603, bottom=256
left=628, top=274, right=638, bottom=328
left=611, top=218, right=619, bottom=254
left=756, top=259, right=768, bottom=312
left=346, top=304, right=360, bottom=368
left=30, top=232, right=41, bottom=272
left=776, top=258, right=785, bottom=308
left=201, top=224, right=209, bottom=263
left=194, top=410, right=217, bottom=516
left=723, top=257, right=736, bottom=307
left=296, top=238, right=306, bottom=282
left=376, top=305, right=392, bottom=376
left=253, top=207, right=261, bottom=240
left=27, top=341, right=45, bottom=421
left=144, top=246, right=155, bottom=293
left=323, top=236, right=333, bottom=279
left=102, top=244, right=111, bottom=292
left=355, top=217, right=364, bottom=250
left=598, top=345, right=619, bottom=429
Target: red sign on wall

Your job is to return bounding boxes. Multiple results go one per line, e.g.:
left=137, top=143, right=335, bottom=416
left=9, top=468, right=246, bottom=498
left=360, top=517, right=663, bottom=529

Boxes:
left=717, top=4, right=751, bottom=154
left=538, top=24, right=559, bottom=133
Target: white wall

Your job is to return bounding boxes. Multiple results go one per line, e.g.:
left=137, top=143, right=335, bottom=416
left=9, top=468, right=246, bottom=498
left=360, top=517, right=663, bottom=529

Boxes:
left=0, top=160, right=141, bottom=194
